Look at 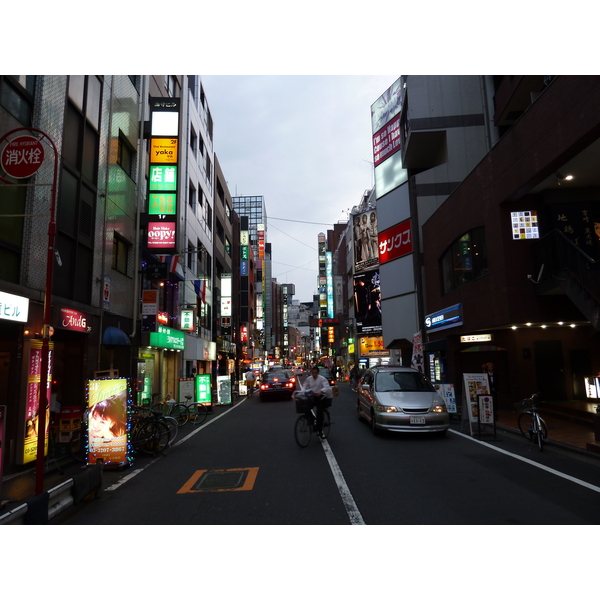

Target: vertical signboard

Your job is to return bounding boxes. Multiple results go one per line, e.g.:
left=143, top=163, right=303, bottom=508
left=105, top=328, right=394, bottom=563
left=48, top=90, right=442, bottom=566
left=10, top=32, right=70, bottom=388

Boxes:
left=147, top=97, right=180, bottom=254
left=22, top=340, right=53, bottom=464
left=462, top=373, right=491, bottom=435
left=217, top=375, right=232, bottom=405
left=87, top=378, right=129, bottom=466
left=196, top=374, right=212, bottom=406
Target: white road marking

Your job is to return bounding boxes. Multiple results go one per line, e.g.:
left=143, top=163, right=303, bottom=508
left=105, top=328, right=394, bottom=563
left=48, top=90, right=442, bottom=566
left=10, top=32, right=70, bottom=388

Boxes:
left=450, top=429, right=600, bottom=494
left=320, top=438, right=366, bottom=525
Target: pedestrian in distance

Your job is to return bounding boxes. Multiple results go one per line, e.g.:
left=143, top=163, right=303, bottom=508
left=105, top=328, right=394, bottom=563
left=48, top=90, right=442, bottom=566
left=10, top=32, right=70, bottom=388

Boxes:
left=245, top=368, right=256, bottom=395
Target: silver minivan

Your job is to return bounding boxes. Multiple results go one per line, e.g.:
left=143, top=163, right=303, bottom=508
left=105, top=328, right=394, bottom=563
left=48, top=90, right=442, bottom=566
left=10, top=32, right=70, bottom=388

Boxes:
left=357, top=366, right=449, bottom=435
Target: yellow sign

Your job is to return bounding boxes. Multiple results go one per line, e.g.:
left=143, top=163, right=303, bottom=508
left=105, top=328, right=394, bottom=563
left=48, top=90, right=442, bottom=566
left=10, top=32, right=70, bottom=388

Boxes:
left=150, top=138, right=178, bottom=164
left=359, top=336, right=389, bottom=357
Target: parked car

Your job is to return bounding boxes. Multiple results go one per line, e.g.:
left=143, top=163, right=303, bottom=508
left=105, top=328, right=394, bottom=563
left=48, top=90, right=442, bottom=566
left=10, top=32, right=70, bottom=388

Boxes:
left=357, top=366, right=449, bottom=435
left=259, top=371, right=296, bottom=401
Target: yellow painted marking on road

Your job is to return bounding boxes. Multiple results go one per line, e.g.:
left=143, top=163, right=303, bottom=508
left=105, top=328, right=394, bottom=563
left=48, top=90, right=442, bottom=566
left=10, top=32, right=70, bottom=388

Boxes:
left=177, top=467, right=259, bottom=493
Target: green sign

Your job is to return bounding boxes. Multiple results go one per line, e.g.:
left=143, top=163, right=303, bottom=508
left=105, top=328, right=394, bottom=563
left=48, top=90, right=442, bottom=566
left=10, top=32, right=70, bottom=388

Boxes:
left=149, top=325, right=185, bottom=350
left=149, top=193, right=176, bottom=214
left=195, top=374, right=212, bottom=406
left=241, top=245, right=249, bottom=260
left=149, top=165, right=177, bottom=191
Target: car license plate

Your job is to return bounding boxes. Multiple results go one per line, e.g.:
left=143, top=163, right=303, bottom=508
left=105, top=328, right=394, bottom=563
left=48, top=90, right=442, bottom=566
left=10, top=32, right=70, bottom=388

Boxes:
left=409, top=416, right=426, bottom=425
left=273, top=383, right=281, bottom=388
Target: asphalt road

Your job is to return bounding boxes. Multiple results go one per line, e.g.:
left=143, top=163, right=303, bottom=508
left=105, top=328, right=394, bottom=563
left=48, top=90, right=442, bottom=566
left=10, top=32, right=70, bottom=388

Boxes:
left=54, top=382, right=600, bottom=526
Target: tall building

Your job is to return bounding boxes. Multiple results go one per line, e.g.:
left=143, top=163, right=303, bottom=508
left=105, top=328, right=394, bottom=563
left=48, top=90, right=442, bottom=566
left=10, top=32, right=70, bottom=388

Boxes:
left=375, top=75, right=600, bottom=409
left=232, top=195, right=270, bottom=359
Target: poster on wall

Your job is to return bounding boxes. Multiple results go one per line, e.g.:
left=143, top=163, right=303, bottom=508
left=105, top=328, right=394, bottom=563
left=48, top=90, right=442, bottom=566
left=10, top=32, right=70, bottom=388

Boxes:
left=87, top=378, right=129, bottom=466
left=462, top=373, right=490, bottom=436
left=353, top=209, right=379, bottom=274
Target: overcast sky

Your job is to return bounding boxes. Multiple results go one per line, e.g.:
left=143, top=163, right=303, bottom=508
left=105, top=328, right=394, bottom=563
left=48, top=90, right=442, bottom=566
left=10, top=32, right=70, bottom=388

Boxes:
left=202, top=75, right=398, bottom=302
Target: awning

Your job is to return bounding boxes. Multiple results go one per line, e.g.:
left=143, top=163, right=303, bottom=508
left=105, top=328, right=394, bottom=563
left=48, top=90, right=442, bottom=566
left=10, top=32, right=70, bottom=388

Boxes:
left=102, top=326, right=131, bottom=346
left=385, top=338, right=413, bottom=350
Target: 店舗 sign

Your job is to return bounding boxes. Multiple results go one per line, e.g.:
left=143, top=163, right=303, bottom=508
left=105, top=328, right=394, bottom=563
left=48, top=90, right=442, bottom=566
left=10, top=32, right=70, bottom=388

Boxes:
left=1, top=135, right=45, bottom=179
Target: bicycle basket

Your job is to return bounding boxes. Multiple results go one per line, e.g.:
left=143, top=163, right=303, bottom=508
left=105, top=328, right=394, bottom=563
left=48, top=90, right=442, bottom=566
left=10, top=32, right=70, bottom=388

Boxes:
left=294, top=391, right=315, bottom=413
left=514, top=397, right=539, bottom=412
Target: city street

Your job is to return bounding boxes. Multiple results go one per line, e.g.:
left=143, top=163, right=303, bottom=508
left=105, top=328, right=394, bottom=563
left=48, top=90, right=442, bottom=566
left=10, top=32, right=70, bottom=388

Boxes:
left=55, top=383, right=600, bottom=526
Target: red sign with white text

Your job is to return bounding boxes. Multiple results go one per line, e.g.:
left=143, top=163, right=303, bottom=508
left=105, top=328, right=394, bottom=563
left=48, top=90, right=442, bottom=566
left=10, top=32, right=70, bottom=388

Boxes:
left=1, top=135, right=45, bottom=179
left=378, top=219, right=413, bottom=264
left=372, top=113, right=401, bottom=167
left=148, top=222, right=176, bottom=248
left=60, top=307, right=91, bottom=332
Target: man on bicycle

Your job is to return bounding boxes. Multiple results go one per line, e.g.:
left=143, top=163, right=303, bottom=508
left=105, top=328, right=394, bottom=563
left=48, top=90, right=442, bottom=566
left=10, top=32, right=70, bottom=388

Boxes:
left=302, top=366, right=330, bottom=438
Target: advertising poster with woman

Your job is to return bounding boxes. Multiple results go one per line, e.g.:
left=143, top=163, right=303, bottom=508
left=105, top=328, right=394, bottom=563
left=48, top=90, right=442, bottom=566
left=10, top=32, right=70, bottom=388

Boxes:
left=87, top=378, right=128, bottom=465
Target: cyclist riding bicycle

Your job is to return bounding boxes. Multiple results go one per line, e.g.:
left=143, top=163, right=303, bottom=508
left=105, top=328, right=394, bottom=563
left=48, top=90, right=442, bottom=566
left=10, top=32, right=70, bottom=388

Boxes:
left=301, top=365, right=331, bottom=438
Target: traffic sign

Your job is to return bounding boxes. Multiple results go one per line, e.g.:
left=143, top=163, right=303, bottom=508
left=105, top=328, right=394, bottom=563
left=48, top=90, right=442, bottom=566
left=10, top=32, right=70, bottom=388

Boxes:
left=1, top=135, right=45, bottom=179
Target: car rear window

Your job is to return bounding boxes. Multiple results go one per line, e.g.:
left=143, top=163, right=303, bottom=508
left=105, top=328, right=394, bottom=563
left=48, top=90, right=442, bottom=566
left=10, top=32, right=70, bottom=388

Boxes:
left=263, top=372, right=290, bottom=382
left=375, top=371, right=435, bottom=392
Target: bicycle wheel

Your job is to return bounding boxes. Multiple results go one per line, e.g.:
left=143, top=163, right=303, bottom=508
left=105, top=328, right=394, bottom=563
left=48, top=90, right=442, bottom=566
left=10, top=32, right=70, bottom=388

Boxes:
left=138, top=421, right=170, bottom=454
left=321, top=410, right=331, bottom=439
left=170, top=403, right=190, bottom=427
left=190, top=403, right=208, bottom=425
left=517, top=411, right=535, bottom=439
left=535, top=414, right=545, bottom=451
left=162, top=416, right=178, bottom=445
left=294, top=415, right=312, bottom=447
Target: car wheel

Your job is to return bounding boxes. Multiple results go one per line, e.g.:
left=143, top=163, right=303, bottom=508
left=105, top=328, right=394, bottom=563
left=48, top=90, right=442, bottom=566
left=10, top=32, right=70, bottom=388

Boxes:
left=371, top=411, right=380, bottom=436
left=357, top=400, right=363, bottom=420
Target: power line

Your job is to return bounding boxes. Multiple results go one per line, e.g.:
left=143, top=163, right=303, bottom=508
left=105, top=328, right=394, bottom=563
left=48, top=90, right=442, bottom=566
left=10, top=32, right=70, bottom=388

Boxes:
left=269, top=216, right=332, bottom=226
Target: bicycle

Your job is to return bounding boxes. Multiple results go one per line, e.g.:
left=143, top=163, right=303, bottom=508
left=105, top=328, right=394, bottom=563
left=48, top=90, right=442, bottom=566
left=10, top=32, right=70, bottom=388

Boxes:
left=130, top=404, right=171, bottom=455
left=515, top=393, right=548, bottom=451
left=293, top=391, right=331, bottom=448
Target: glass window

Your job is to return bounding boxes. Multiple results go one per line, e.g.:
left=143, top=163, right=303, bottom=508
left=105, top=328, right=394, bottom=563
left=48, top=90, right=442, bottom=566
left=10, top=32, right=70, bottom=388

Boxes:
left=112, top=234, right=129, bottom=275
left=86, top=76, right=102, bottom=130
left=68, top=75, right=85, bottom=111
left=440, top=227, right=488, bottom=294
left=117, top=132, right=134, bottom=178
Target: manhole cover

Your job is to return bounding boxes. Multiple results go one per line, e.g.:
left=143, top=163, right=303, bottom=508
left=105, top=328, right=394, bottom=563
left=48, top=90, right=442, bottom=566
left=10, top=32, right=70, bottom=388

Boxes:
left=193, top=470, right=249, bottom=491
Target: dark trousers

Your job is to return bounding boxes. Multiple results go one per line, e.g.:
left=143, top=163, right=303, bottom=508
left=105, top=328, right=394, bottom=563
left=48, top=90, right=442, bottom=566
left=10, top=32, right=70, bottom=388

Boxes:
left=311, top=395, right=327, bottom=432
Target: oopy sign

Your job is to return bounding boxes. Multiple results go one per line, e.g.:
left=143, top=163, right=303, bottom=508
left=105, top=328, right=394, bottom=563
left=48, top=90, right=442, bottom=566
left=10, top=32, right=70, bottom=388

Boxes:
left=1, top=135, right=45, bottom=179
left=148, top=222, right=176, bottom=249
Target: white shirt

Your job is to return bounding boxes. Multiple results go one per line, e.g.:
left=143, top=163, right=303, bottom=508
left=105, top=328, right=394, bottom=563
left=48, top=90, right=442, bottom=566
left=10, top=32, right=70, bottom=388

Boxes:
left=302, top=374, right=330, bottom=395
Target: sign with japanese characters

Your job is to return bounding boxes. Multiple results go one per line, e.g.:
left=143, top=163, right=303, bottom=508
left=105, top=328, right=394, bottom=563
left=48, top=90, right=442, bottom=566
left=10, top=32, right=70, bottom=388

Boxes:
left=149, top=165, right=177, bottom=191
left=150, top=138, right=178, bottom=163
left=1, top=135, right=45, bottom=179
left=378, top=218, right=412, bottom=264
left=0, top=291, right=29, bottom=323
left=195, top=374, right=212, bottom=406
left=148, top=193, right=176, bottom=215
left=87, top=378, right=129, bottom=466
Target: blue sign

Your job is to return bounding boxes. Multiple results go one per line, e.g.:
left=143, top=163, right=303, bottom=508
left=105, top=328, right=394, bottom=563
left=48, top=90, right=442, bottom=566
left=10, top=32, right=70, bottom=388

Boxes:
left=240, top=260, right=248, bottom=276
left=424, top=303, right=462, bottom=332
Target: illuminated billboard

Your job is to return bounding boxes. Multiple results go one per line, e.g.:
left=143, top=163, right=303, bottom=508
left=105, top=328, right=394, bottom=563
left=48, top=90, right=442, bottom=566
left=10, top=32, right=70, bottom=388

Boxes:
left=371, top=77, right=407, bottom=199
left=511, top=211, right=539, bottom=239
left=87, top=378, right=129, bottom=466
left=148, top=222, right=176, bottom=249
left=196, top=374, right=212, bottom=406
left=354, top=269, right=382, bottom=335
left=353, top=209, right=379, bottom=273
left=150, top=138, right=178, bottom=163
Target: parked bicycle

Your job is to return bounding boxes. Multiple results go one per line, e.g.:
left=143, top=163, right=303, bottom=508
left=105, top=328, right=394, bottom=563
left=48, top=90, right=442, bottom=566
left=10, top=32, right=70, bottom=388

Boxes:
left=293, top=390, right=331, bottom=448
left=515, top=393, right=548, bottom=451
left=130, top=404, right=171, bottom=455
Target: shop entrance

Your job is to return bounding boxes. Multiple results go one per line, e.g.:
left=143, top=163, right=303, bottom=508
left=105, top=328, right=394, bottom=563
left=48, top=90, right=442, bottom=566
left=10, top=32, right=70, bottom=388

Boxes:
left=534, top=340, right=566, bottom=401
